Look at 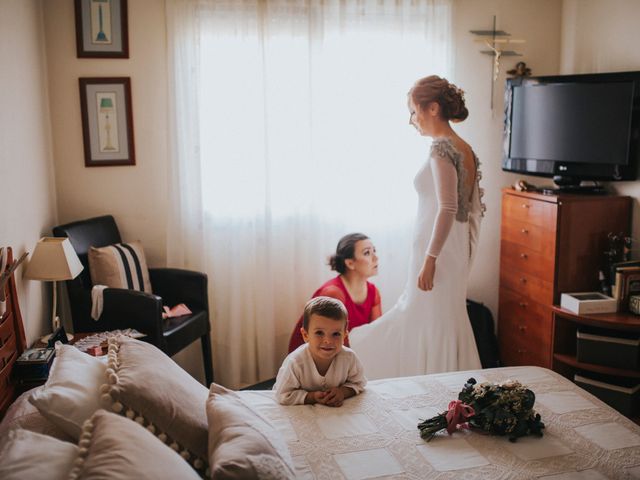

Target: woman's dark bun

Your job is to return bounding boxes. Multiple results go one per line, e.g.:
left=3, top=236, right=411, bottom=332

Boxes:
left=410, top=75, right=468, bottom=122
left=329, top=233, right=369, bottom=274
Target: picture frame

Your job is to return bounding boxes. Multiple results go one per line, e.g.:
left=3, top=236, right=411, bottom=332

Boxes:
left=79, top=77, right=135, bottom=167
left=74, top=0, right=129, bottom=58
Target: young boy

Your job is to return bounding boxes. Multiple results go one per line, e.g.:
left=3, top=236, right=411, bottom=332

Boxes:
left=274, top=296, right=367, bottom=406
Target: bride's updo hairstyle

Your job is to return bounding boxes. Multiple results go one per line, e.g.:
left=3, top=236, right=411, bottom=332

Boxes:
left=329, top=233, right=369, bottom=274
left=410, top=75, right=468, bottom=122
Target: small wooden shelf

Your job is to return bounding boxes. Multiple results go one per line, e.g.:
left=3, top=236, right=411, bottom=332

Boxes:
left=552, top=306, right=640, bottom=331
left=552, top=305, right=640, bottom=421
left=553, top=353, right=640, bottom=379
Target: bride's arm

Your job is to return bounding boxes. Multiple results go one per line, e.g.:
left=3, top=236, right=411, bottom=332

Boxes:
left=418, top=155, right=458, bottom=290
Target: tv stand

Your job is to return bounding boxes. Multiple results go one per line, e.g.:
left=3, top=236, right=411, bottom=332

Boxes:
left=498, top=189, right=631, bottom=369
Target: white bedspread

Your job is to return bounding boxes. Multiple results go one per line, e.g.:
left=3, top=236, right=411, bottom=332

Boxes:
left=239, top=366, right=640, bottom=479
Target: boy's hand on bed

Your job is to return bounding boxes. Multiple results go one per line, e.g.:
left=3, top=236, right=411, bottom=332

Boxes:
left=307, top=387, right=355, bottom=407
left=321, top=387, right=345, bottom=407
left=306, top=390, right=336, bottom=405
left=305, top=391, right=325, bottom=404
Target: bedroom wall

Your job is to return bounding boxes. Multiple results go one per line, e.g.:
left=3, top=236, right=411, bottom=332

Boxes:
left=13, top=0, right=634, bottom=380
left=560, top=0, right=640, bottom=247
left=37, top=1, right=564, bottom=380
left=39, top=0, right=203, bottom=376
left=0, top=0, right=59, bottom=344
left=42, top=0, right=169, bottom=269
left=451, top=0, right=563, bottom=317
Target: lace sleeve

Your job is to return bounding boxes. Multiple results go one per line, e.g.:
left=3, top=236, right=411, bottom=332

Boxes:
left=426, top=155, right=458, bottom=258
left=468, top=155, right=486, bottom=262
left=468, top=184, right=481, bottom=262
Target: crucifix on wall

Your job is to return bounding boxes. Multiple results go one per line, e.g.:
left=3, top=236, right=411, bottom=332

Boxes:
left=470, top=16, right=525, bottom=109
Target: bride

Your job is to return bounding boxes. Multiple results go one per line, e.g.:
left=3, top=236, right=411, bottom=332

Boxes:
left=349, top=75, right=485, bottom=380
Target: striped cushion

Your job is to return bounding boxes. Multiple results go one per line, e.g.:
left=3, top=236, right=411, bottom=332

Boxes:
left=88, top=241, right=152, bottom=293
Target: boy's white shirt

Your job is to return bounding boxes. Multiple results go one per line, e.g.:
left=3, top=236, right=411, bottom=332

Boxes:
left=274, top=344, right=367, bottom=405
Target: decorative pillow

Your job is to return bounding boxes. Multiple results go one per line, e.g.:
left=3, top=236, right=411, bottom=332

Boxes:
left=0, top=411, right=201, bottom=480
left=207, top=383, right=296, bottom=480
left=100, top=336, right=209, bottom=473
left=69, top=410, right=201, bottom=480
left=88, top=240, right=152, bottom=293
left=29, top=343, right=106, bottom=439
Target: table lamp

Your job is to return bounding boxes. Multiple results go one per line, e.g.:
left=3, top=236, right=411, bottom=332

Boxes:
left=25, top=237, right=84, bottom=342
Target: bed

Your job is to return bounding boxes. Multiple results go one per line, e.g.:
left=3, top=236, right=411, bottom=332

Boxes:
left=238, top=367, right=640, bottom=479
left=3, top=362, right=640, bottom=479
left=2, top=248, right=640, bottom=479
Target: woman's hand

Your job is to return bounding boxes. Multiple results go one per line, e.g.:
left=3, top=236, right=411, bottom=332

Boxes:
left=418, top=255, right=436, bottom=291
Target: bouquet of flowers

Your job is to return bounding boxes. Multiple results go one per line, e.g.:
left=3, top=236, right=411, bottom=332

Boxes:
left=417, top=378, right=545, bottom=442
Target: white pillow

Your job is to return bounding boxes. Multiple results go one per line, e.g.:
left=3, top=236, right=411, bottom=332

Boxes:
left=0, top=411, right=202, bottom=480
left=29, top=343, right=106, bottom=439
left=207, top=383, right=296, bottom=479
left=28, top=338, right=209, bottom=475
left=0, top=387, right=72, bottom=442
left=0, top=429, right=77, bottom=480
left=69, top=410, right=201, bottom=480
left=101, top=336, right=210, bottom=472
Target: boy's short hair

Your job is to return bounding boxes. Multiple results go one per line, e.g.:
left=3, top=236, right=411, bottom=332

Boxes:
left=302, top=296, right=348, bottom=331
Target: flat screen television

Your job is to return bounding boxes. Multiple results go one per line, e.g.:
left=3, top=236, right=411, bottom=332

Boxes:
left=503, top=71, right=640, bottom=191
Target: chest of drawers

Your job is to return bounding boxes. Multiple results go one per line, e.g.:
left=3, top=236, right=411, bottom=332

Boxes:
left=498, top=189, right=631, bottom=368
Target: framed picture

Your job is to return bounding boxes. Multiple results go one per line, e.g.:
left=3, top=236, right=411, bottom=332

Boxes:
left=79, top=77, right=135, bottom=167
left=74, top=0, right=129, bottom=58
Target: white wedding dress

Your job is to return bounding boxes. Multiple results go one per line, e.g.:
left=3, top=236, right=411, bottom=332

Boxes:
left=350, top=137, right=485, bottom=380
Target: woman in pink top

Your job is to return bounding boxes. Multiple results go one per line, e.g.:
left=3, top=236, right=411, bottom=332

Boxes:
left=288, top=233, right=382, bottom=353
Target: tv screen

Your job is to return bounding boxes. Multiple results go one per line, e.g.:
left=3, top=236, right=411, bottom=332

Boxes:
left=510, top=82, right=634, bottom=165
left=502, top=71, right=640, bottom=188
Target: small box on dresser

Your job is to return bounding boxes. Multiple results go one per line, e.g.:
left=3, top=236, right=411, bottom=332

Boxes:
left=560, top=292, right=618, bottom=315
left=576, top=328, right=640, bottom=369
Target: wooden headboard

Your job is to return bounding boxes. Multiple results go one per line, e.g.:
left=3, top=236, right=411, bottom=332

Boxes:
left=0, top=247, right=27, bottom=417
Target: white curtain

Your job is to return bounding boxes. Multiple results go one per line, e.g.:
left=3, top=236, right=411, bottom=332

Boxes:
left=166, top=0, right=452, bottom=388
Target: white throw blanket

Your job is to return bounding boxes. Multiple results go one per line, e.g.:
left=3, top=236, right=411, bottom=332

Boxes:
left=90, top=285, right=108, bottom=320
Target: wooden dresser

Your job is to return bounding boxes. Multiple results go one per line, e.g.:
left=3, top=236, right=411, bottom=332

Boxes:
left=0, top=247, right=27, bottom=417
left=498, top=189, right=631, bottom=368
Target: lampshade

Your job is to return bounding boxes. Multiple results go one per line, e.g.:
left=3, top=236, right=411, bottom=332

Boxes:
left=24, top=237, right=84, bottom=281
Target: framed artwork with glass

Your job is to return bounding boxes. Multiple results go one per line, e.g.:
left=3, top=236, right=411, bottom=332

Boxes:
left=79, top=77, right=135, bottom=167
left=74, top=0, right=129, bottom=58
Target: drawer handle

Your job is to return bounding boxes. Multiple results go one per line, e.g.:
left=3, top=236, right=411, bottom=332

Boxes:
left=521, top=228, right=529, bottom=234
left=520, top=253, right=528, bottom=259
left=517, top=349, right=527, bottom=354
left=518, top=302, right=528, bottom=308
left=518, top=325, right=527, bottom=332
left=520, top=277, right=527, bottom=284
left=521, top=203, right=530, bottom=209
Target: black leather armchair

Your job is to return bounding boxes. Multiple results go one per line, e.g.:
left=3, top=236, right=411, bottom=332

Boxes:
left=53, top=215, right=214, bottom=386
